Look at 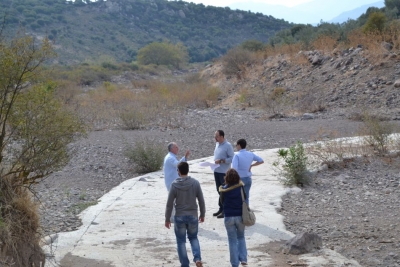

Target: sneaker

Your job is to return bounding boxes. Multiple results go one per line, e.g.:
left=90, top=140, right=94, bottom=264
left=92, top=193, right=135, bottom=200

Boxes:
left=241, top=262, right=248, bottom=266
left=213, top=210, right=222, bottom=216
left=196, top=260, right=203, bottom=267
left=217, top=213, right=224, bottom=219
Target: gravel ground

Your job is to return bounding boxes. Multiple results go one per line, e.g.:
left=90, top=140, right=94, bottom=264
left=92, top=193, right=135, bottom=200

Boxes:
left=36, top=108, right=400, bottom=266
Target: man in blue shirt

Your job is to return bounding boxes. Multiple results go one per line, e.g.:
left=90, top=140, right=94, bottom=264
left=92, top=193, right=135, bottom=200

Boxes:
left=232, top=138, right=264, bottom=206
left=163, top=142, right=190, bottom=191
left=213, top=130, right=235, bottom=218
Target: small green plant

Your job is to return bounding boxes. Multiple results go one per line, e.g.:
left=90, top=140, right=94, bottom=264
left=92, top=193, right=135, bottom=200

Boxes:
left=72, top=201, right=98, bottom=213
left=273, top=141, right=309, bottom=186
left=125, top=138, right=164, bottom=173
left=79, top=191, right=87, bottom=200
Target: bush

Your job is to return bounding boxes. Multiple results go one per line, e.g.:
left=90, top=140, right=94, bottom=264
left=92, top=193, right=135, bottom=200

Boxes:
left=118, top=108, right=147, bottom=130
left=360, top=114, right=398, bottom=155
left=221, top=47, right=253, bottom=76
left=273, top=141, right=309, bottom=186
left=264, top=87, right=291, bottom=115
left=125, top=138, right=164, bottom=173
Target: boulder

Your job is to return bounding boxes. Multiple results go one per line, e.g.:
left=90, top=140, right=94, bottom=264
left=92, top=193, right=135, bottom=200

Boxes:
left=381, top=41, right=393, bottom=51
left=394, top=79, right=400, bottom=88
left=283, top=232, right=322, bottom=255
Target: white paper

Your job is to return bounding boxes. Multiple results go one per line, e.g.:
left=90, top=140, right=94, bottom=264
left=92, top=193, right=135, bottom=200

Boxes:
left=199, top=161, right=220, bottom=171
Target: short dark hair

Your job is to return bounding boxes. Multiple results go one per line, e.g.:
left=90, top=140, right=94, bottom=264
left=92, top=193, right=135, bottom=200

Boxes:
left=237, top=139, right=247, bottom=149
left=177, top=162, right=189, bottom=175
left=225, top=168, right=240, bottom=186
left=217, top=130, right=225, bottom=137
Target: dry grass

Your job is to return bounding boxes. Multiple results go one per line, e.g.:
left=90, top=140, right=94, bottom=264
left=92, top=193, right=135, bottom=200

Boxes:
left=306, top=128, right=374, bottom=169
left=60, top=76, right=221, bottom=130
left=312, top=35, right=339, bottom=53
left=0, top=177, right=45, bottom=267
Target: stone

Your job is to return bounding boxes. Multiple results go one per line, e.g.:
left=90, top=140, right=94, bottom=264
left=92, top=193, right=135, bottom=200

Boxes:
left=394, top=80, right=400, bottom=88
left=283, top=232, right=322, bottom=255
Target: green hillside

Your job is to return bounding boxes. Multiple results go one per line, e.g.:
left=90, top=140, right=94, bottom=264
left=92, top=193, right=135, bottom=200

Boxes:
left=0, top=0, right=292, bottom=65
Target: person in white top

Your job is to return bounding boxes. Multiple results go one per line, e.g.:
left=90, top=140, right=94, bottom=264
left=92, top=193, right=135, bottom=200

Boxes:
left=232, top=139, right=264, bottom=206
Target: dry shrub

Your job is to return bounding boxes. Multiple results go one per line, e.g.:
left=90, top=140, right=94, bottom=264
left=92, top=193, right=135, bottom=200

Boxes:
left=312, top=35, right=339, bottom=53
left=264, top=87, right=292, bottom=115
left=74, top=86, right=138, bottom=130
left=306, top=128, right=373, bottom=169
left=291, top=52, right=310, bottom=66
left=384, top=20, right=400, bottom=50
left=0, top=177, right=45, bottom=267
left=295, top=86, right=326, bottom=114
left=54, top=80, right=82, bottom=106
left=346, top=29, right=386, bottom=63
left=221, top=48, right=254, bottom=77
left=237, top=88, right=250, bottom=104
left=71, top=77, right=221, bottom=130
left=264, top=43, right=302, bottom=58
left=264, top=44, right=310, bottom=66
left=118, top=107, right=148, bottom=130
left=124, top=138, right=164, bottom=173
left=358, top=114, right=399, bottom=155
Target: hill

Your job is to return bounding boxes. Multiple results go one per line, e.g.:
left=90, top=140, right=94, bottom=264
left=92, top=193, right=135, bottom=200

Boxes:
left=201, top=45, right=400, bottom=120
left=0, top=0, right=291, bottom=65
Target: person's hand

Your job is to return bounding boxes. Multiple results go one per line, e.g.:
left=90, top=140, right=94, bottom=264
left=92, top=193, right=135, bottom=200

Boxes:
left=199, top=217, right=205, bottom=223
left=165, top=221, right=171, bottom=229
left=185, top=150, right=190, bottom=158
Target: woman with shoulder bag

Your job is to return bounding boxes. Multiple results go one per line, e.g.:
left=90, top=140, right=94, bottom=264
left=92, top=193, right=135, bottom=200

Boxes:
left=219, top=168, right=248, bottom=267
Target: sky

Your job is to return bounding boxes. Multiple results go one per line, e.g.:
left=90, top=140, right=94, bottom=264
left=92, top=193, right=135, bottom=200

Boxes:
left=187, top=0, right=314, bottom=7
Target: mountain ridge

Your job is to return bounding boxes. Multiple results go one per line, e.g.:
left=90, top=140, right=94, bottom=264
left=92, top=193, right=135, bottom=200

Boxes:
left=229, top=0, right=384, bottom=24
left=0, top=0, right=292, bottom=65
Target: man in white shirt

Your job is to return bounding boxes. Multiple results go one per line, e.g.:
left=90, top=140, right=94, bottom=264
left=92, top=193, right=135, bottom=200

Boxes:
left=163, top=142, right=190, bottom=191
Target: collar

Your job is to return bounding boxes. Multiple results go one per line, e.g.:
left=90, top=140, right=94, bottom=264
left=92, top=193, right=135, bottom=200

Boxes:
left=219, top=181, right=244, bottom=193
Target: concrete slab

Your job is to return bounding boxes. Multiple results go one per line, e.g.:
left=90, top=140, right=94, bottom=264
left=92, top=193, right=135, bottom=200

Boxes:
left=44, top=149, right=361, bottom=267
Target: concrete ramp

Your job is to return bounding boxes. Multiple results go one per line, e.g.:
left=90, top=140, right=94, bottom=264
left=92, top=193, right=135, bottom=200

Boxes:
left=44, top=149, right=361, bottom=267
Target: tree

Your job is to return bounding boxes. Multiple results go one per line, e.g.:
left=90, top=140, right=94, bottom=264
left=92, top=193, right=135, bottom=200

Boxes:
left=0, top=30, right=86, bottom=266
left=137, top=41, right=189, bottom=68
left=240, top=39, right=265, bottom=52
left=385, top=0, right=400, bottom=14
left=363, top=12, right=387, bottom=34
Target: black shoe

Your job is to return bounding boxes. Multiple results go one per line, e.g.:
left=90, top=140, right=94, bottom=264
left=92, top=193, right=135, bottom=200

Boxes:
left=217, top=213, right=224, bottom=219
left=213, top=210, right=222, bottom=216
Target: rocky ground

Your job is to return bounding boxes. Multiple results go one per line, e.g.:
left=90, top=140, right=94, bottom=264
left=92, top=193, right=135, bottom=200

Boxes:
left=281, top=156, right=400, bottom=267
left=35, top=106, right=400, bottom=267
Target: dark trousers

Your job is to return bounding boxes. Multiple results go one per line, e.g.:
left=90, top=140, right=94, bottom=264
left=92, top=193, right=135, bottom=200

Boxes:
left=214, top=172, right=225, bottom=211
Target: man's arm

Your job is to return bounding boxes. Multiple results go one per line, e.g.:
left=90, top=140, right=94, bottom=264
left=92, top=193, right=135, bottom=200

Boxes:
left=165, top=189, right=175, bottom=228
left=224, top=143, right=235, bottom=164
left=249, top=153, right=264, bottom=171
left=196, top=182, right=206, bottom=220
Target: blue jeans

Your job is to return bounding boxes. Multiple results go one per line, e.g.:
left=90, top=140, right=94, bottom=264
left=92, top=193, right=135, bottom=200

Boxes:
left=174, top=215, right=201, bottom=267
left=224, top=216, right=247, bottom=267
left=214, top=172, right=225, bottom=211
left=240, top=177, right=252, bottom=206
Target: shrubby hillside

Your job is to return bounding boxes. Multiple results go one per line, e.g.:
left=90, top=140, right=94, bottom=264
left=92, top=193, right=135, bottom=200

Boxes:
left=0, top=0, right=291, bottom=64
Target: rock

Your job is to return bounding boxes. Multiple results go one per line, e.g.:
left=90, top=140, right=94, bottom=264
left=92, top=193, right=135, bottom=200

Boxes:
left=302, top=113, right=314, bottom=120
left=381, top=42, right=393, bottom=51
left=394, top=80, right=400, bottom=88
left=283, top=232, right=322, bottom=255
left=41, top=234, right=58, bottom=246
